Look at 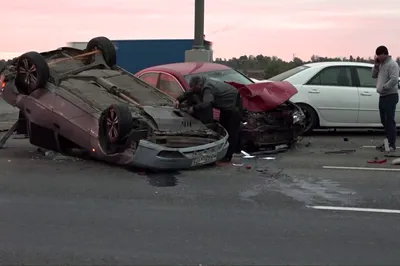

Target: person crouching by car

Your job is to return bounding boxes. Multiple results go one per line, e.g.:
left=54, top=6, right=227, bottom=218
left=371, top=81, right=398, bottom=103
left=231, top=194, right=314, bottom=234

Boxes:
left=174, top=76, right=243, bottom=162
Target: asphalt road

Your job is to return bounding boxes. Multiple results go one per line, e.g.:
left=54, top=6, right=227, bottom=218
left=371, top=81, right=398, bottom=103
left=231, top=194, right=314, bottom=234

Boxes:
left=0, top=131, right=399, bottom=265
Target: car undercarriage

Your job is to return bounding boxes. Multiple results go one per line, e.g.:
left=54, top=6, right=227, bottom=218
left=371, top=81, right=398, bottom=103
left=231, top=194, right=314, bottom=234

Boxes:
left=0, top=37, right=229, bottom=170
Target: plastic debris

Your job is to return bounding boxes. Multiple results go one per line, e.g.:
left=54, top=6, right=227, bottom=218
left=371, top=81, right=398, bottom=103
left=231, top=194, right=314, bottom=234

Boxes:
left=392, top=158, right=400, bottom=165
left=241, top=150, right=255, bottom=158
left=241, top=150, right=250, bottom=156
left=325, top=149, right=356, bottom=154
left=262, top=157, right=275, bottom=160
left=232, top=163, right=244, bottom=166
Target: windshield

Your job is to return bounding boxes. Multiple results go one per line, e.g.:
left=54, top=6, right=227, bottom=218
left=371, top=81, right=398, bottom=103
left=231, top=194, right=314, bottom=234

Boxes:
left=268, top=65, right=309, bottom=81
left=184, top=69, right=254, bottom=85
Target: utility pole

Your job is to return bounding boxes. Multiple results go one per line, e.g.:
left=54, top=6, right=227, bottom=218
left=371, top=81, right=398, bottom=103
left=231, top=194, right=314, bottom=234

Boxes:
left=185, top=0, right=213, bottom=62
left=193, top=0, right=205, bottom=49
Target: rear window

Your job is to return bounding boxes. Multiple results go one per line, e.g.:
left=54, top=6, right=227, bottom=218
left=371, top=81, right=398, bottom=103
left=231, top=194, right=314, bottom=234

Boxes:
left=184, top=69, right=254, bottom=85
left=268, top=66, right=309, bottom=81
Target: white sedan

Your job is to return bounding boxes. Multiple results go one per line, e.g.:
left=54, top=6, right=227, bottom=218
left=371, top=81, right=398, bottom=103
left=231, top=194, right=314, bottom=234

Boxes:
left=267, top=61, right=400, bottom=132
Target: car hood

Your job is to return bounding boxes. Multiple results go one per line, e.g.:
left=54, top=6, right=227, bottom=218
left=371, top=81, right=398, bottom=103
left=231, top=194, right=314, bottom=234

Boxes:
left=226, top=81, right=298, bottom=112
left=142, top=106, right=208, bottom=132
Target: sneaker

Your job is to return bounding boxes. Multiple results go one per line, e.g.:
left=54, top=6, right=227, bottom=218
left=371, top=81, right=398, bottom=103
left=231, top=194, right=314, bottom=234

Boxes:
left=387, top=146, right=396, bottom=153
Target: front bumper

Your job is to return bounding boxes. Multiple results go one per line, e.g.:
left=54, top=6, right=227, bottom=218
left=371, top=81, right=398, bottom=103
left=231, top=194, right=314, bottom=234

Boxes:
left=124, top=127, right=229, bottom=170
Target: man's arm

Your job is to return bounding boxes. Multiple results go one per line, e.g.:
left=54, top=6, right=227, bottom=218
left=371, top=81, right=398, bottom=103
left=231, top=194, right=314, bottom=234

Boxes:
left=382, top=63, right=400, bottom=92
left=176, top=90, right=194, bottom=103
left=372, top=64, right=379, bottom=79
left=193, top=88, right=214, bottom=110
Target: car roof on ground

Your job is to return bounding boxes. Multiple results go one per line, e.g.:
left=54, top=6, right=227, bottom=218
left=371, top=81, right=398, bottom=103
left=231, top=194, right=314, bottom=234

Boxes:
left=304, top=61, right=374, bottom=68
left=141, top=62, right=231, bottom=76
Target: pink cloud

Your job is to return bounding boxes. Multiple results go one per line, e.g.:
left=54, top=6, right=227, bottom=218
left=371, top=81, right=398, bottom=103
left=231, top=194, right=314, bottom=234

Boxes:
left=1, top=0, right=400, bottom=62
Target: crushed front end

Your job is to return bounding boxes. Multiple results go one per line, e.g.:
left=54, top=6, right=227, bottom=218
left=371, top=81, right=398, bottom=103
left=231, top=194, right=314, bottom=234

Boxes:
left=102, top=106, right=230, bottom=170
left=129, top=123, right=229, bottom=170
left=240, top=101, right=305, bottom=151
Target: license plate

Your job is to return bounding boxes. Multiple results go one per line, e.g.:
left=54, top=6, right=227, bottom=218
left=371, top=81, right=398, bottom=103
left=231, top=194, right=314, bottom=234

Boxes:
left=191, top=154, right=217, bottom=166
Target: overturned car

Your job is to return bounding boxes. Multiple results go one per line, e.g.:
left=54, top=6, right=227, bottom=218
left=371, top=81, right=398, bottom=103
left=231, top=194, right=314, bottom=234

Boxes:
left=136, top=63, right=306, bottom=151
left=0, top=37, right=229, bottom=170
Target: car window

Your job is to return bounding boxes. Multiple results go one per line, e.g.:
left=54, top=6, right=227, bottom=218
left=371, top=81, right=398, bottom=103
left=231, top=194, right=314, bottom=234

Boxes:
left=268, top=66, right=309, bottom=81
left=139, top=72, right=159, bottom=87
left=356, top=67, right=376, bottom=88
left=184, top=69, right=254, bottom=85
left=159, top=73, right=184, bottom=98
left=307, top=66, right=353, bottom=87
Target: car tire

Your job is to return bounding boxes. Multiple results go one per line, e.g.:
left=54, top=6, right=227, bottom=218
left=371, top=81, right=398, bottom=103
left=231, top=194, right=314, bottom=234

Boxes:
left=297, top=103, right=318, bottom=133
left=86, top=36, right=117, bottom=67
left=98, top=104, right=133, bottom=154
left=15, top=52, right=49, bottom=95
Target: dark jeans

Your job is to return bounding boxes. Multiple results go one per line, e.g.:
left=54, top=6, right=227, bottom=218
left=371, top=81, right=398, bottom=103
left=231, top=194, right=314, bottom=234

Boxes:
left=219, top=109, right=241, bottom=160
left=379, top=93, right=399, bottom=148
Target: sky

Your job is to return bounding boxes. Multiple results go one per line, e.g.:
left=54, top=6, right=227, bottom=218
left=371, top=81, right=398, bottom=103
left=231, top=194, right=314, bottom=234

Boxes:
left=1, top=0, right=400, bottom=61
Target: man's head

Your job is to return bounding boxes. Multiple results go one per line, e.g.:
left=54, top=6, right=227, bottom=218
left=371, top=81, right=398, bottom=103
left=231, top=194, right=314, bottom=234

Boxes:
left=189, top=76, right=205, bottom=92
left=376, top=45, right=389, bottom=62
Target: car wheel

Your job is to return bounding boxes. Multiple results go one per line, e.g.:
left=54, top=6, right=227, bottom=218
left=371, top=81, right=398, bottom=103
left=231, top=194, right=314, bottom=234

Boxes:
left=98, top=104, right=133, bottom=154
left=298, top=104, right=318, bottom=133
left=86, top=36, right=117, bottom=67
left=15, top=52, right=49, bottom=95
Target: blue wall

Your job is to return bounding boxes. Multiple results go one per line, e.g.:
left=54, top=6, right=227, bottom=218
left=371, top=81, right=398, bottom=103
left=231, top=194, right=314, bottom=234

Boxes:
left=114, top=39, right=195, bottom=74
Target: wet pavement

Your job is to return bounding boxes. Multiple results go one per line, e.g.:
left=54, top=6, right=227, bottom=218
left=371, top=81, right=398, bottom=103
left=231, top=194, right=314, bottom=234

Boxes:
left=0, top=131, right=399, bottom=265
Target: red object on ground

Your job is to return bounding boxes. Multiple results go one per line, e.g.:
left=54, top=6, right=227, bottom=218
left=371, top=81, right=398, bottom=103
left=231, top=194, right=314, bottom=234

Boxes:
left=245, top=165, right=252, bottom=169
left=226, top=81, right=298, bottom=112
left=367, top=158, right=387, bottom=164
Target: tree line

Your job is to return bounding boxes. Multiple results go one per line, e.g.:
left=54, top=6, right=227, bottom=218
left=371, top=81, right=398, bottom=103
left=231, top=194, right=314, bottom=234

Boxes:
left=214, top=55, right=400, bottom=80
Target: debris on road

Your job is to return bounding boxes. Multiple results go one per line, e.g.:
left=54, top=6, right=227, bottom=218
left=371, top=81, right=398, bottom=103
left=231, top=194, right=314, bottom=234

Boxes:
left=392, top=158, right=400, bottom=165
left=245, top=165, right=252, bottom=169
left=232, top=163, right=244, bottom=167
left=367, top=157, right=387, bottom=164
left=385, top=154, right=400, bottom=158
left=262, top=157, right=276, bottom=160
left=325, top=149, right=356, bottom=154
left=241, top=150, right=255, bottom=159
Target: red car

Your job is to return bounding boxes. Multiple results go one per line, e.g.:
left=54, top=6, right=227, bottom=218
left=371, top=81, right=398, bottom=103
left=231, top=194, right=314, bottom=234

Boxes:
left=136, top=62, right=306, bottom=151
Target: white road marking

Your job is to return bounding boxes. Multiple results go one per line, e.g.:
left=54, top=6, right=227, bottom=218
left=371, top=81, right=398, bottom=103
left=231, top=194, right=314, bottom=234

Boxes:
left=362, top=145, right=400, bottom=149
left=323, top=166, right=400, bottom=171
left=309, top=205, right=400, bottom=214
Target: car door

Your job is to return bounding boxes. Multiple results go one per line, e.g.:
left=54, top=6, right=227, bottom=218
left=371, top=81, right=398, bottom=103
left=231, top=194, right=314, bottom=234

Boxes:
left=158, top=73, right=185, bottom=98
left=355, top=66, right=400, bottom=125
left=354, top=66, right=381, bottom=124
left=138, top=72, right=160, bottom=88
left=303, top=66, right=359, bottom=124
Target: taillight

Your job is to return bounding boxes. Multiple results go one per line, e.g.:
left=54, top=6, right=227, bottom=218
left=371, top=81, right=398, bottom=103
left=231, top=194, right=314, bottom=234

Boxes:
left=0, top=75, right=5, bottom=91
